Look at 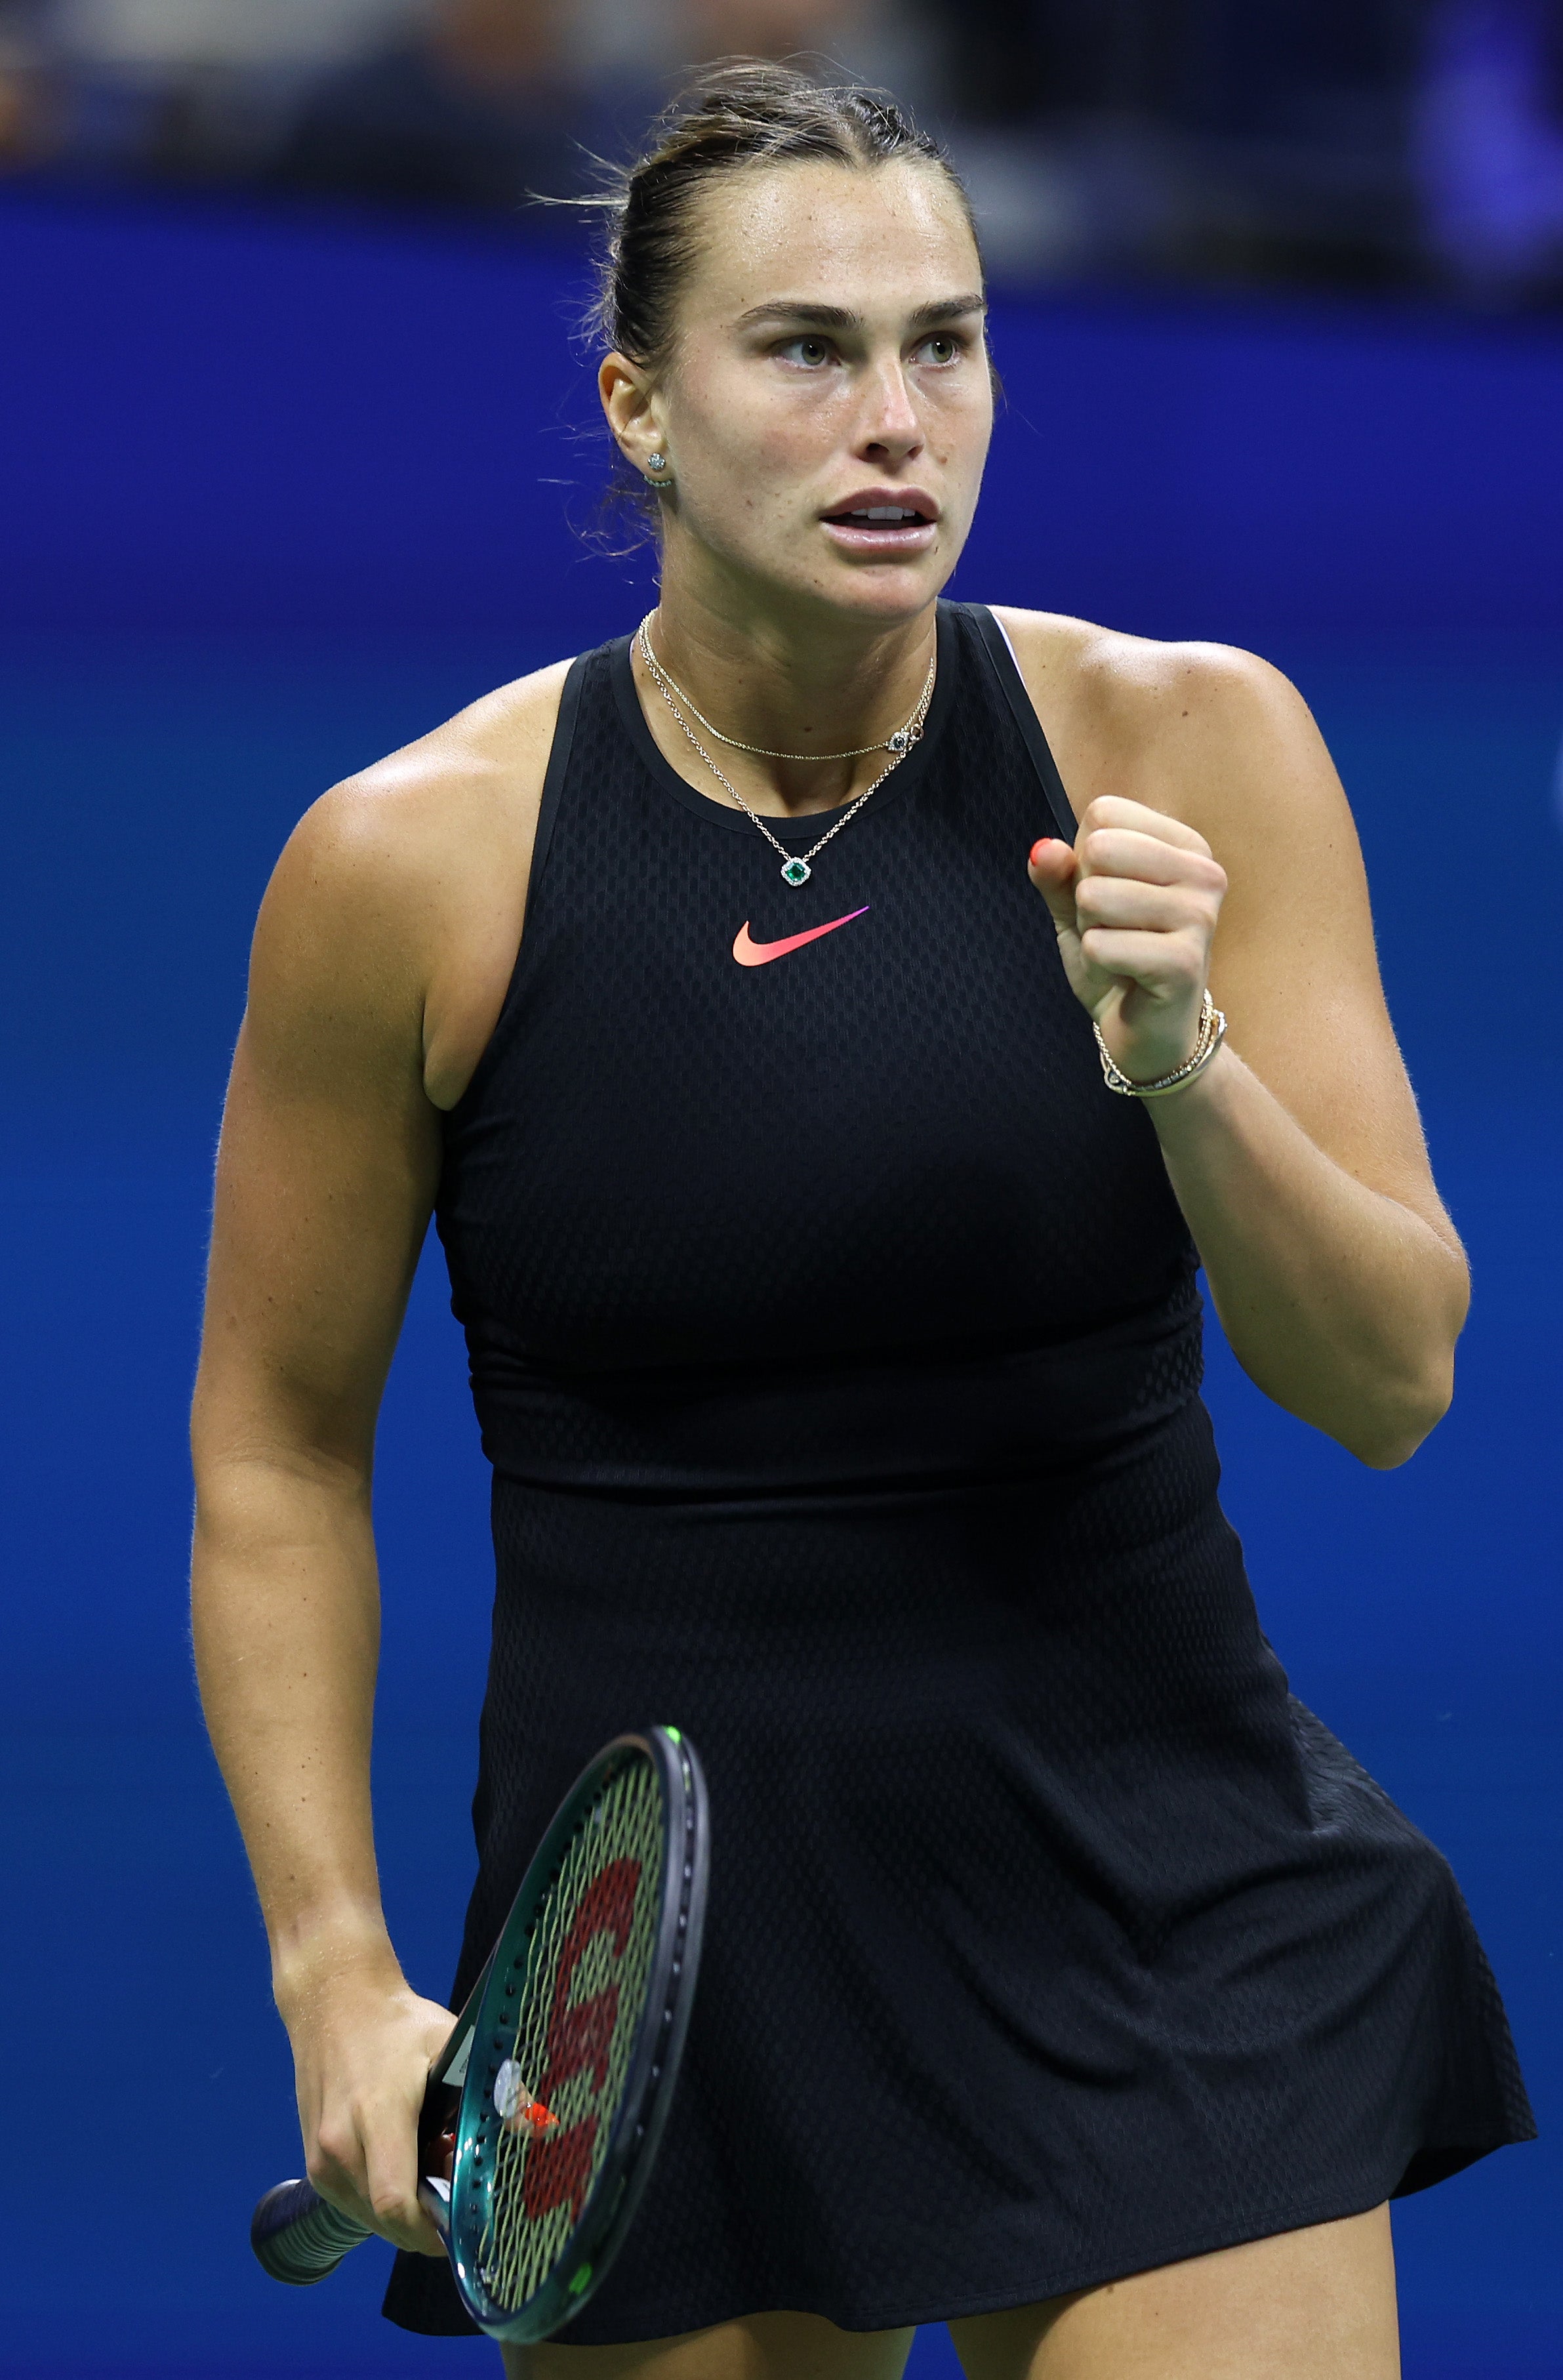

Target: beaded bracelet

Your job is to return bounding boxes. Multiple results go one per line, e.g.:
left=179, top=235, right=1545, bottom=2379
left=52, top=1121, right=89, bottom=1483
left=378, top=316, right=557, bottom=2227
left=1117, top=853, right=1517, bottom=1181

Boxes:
left=1094, top=989, right=1228, bottom=1099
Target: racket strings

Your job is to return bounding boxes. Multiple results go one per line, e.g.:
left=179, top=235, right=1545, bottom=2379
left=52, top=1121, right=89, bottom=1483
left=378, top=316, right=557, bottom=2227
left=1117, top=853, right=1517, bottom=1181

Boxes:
left=477, top=1757, right=665, bottom=2310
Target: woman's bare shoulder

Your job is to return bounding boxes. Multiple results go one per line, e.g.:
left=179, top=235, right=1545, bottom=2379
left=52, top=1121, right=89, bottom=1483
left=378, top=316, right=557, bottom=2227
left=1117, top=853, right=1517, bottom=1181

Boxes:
left=985, top=605, right=1333, bottom=845
left=286, top=655, right=575, bottom=887
left=988, top=605, right=1302, bottom=731
left=252, top=657, right=576, bottom=1108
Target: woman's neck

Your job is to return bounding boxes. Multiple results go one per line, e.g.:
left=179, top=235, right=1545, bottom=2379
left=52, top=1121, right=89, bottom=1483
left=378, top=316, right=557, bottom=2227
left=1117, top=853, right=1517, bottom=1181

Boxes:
left=636, top=574, right=939, bottom=818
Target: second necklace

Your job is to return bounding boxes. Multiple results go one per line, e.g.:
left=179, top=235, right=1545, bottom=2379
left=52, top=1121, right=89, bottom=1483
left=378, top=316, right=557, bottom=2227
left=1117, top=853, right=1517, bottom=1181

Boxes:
left=637, top=615, right=935, bottom=887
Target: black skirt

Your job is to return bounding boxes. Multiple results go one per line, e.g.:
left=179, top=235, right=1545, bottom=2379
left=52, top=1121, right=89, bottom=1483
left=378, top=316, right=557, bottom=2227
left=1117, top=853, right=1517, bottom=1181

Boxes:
left=385, top=1398, right=1533, bottom=2343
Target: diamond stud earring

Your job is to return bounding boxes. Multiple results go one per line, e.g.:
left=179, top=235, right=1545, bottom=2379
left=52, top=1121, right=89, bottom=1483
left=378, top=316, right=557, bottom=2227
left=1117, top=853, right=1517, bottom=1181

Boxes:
left=647, top=453, right=668, bottom=476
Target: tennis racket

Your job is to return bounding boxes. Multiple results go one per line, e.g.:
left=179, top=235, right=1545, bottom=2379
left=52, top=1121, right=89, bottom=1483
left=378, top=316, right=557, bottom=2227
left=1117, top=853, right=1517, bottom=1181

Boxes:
left=251, top=1726, right=708, bottom=2344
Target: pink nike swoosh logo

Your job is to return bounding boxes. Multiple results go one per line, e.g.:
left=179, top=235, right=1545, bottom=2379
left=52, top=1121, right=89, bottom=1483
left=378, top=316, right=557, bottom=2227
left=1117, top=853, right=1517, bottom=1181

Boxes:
left=732, top=906, right=870, bottom=966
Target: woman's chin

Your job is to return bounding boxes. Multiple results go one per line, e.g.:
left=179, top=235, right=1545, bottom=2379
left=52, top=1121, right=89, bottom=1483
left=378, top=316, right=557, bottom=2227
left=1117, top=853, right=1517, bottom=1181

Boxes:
left=804, top=546, right=952, bottom=624
left=680, top=533, right=954, bottom=628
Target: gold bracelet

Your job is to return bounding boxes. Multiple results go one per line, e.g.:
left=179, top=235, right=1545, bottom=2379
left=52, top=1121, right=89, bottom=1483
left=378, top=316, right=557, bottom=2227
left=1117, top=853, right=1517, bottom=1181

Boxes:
left=1093, top=989, right=1228, bottom=1099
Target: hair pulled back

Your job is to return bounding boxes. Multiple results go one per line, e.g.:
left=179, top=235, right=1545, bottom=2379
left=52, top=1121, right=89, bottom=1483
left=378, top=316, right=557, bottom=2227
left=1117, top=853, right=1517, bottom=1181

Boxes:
left=571, top=59, right=983, bottom=531
left=586, top=59, right=980, bottom=375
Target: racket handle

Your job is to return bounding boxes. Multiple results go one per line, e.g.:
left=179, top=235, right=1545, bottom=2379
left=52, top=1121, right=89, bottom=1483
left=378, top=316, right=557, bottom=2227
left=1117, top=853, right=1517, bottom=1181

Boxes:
left=251, top=2177, right=373, bottom=2284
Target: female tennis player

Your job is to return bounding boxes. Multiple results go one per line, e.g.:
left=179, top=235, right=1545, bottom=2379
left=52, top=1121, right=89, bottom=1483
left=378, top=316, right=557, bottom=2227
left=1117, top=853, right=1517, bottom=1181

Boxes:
left=190, top=62, right=1533, bottom=2380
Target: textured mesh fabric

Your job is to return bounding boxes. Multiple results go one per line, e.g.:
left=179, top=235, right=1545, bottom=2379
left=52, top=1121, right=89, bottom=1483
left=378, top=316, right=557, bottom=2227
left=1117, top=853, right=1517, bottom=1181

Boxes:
left=384, top=605, right=1533, bottom=2343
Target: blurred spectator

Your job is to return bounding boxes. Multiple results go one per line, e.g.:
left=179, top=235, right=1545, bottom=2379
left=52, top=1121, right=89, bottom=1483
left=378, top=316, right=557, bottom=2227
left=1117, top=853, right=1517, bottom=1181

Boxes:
left=1415, top=0, right=1563, bottom=293
left=47, top=0, right=427, bottom=178
left=54, top=0, right=422, bottom=66
left=941, top=0, right=1168, bottom=127
left=1166, top=0, right=1420, bottom=286
left=929, top=0, right=1423, bottom=288
left=274, top=0, right=935, bottom=218
left=273, top=0, right=600, bottom=211
left=918, top=1, right=1190, bottom=282
left=673, top=0, right=941, bottom=159
left=676, top=0, right=883, bottom=62
left=560, top=0, right=931, bottom=97
left=0, top=5, right=56, bottom=173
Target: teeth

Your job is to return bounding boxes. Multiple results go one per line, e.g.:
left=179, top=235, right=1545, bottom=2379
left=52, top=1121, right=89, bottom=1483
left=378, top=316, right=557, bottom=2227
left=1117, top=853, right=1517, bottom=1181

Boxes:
left=830, top=504, right=927, bottom=525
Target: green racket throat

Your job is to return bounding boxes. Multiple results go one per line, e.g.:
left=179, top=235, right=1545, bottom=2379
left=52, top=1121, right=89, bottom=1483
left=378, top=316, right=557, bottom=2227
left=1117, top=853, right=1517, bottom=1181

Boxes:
left=251, top=1727, right=709, bottom=2345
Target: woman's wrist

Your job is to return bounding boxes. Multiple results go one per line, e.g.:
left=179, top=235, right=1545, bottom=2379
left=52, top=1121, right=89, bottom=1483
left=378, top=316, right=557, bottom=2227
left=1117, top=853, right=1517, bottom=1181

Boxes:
left=1139, top=1035, right=1240, bottom=1142
left=1094, top=991, right=1227, bottom=1100
left=270, top=1900, right=400, bottom=2022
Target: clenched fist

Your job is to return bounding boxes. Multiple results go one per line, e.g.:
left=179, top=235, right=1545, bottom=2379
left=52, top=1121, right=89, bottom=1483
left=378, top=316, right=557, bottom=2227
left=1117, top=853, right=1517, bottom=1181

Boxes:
left=1028, top=795, right=1228, bottom=1089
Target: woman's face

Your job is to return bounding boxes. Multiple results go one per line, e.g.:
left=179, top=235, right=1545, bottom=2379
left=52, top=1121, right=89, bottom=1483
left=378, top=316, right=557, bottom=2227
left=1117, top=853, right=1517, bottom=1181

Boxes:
left=609, top=157, right=993, bottom=628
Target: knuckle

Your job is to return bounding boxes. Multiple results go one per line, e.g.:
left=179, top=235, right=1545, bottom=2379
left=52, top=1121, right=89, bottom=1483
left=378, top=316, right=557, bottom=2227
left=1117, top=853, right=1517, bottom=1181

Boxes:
left=369, top=2183, right=418, bottom=2232
left=306, top=2146, right=347, bottom=2196
left=310, top=2124, right=348, bottom=2171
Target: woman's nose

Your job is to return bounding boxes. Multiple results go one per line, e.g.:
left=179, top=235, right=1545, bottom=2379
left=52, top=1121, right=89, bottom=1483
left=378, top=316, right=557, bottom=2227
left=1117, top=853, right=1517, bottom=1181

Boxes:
left=857, top=360, right=923, bottom=460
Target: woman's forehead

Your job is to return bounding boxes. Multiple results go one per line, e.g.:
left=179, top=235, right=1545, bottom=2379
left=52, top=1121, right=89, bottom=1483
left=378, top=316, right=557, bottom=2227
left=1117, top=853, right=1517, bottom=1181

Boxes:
left=687, top=158, right=982, bottom=314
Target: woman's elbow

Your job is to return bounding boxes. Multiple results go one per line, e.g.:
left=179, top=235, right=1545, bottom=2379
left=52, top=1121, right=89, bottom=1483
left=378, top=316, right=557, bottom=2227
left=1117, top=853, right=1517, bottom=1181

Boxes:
left=1342, top=1347, right=1457, bottom=1471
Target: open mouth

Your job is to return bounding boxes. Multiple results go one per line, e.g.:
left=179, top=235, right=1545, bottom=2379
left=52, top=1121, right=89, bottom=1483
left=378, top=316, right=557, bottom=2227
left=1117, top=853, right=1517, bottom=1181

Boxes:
left=822, top=504, right=933, bottom=530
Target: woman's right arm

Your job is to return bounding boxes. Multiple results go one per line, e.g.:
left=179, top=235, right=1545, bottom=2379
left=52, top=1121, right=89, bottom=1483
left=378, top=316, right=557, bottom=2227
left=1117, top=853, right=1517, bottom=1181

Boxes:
left=191, top=783, right=456, bottom=2254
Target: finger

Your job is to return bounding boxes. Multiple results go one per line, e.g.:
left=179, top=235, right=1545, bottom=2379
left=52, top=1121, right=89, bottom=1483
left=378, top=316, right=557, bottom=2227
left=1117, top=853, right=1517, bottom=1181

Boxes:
left=307, top=2133, right=378, bottom=2232
left=1076, top=796, right=1212, bottom=856
left=1076, top=926, right=1208, bottom=991
left=361, top=2104, right=445, bottom=2255
left=368, top=2187, right=444, bottom=2257
left=1074, top=876, right=1214, bottom=934
left=312, top=2087, right=441, bottom=2257
left=1027, top=836, right=1081, bottom=937
left=1077, top=826, right=1227, bottom=892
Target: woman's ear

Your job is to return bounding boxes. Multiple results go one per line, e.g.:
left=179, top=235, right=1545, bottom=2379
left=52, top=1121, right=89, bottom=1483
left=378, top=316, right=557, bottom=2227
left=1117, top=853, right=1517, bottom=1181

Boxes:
left=599, top=353, right=664, bottom=480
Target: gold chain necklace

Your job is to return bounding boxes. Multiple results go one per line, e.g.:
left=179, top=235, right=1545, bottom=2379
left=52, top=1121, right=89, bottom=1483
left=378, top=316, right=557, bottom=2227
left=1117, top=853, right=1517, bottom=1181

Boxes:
left=636, top=615, right=936, bottom=888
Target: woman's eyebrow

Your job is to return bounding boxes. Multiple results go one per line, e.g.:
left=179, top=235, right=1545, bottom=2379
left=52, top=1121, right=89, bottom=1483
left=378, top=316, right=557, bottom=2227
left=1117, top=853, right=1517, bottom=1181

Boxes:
left=908, top=293, right=988, bottom=327
left=732, top=293, right=987, bottom=331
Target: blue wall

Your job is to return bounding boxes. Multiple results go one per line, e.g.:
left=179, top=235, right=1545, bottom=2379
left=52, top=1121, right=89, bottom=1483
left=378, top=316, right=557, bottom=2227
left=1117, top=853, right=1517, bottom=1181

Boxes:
left=1, top=193, right=1560, bottom=2377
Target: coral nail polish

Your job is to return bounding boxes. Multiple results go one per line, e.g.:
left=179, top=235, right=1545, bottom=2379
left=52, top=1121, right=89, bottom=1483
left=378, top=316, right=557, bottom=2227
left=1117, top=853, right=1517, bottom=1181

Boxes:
left=1029, top=838, right=1055, bottom=867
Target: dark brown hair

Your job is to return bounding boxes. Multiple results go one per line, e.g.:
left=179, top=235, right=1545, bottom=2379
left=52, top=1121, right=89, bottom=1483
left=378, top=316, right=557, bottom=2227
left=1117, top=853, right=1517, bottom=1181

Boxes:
left=569, top=58, right=986, bottom=529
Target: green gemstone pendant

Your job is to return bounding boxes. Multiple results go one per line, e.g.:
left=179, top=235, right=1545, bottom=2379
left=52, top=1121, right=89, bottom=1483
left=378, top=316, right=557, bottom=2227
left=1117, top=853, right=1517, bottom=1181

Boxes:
left=780, top=857, right=811, bottom=886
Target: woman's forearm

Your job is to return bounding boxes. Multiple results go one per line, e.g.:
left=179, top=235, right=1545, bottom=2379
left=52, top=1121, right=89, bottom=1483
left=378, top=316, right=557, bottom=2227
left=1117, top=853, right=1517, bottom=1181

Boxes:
left=1148, top=1044, right=1469, bottom=1467
left=190, top=1446, right=399, bottom=2015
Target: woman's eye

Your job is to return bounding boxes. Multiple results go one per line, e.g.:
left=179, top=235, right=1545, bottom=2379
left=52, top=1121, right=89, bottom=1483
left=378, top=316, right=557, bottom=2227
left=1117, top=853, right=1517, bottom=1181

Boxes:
left=777, top=336, right=834, bottom=367
left=917, top=335, right=962, bottom=365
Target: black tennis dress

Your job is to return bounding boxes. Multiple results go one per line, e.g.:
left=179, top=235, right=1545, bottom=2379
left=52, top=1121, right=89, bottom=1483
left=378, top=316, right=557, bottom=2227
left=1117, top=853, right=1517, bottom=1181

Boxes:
left=386, top=602, right=1533, bottom=2345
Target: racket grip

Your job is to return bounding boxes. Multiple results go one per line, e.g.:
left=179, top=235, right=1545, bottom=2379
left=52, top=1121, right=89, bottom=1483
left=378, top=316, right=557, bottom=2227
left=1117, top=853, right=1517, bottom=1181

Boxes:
left=251, top=2177, right=373, bottom=2284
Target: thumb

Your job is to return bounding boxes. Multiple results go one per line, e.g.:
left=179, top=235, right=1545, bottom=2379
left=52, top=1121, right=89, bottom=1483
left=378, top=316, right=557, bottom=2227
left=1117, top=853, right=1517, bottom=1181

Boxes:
left=1027, top=835, right=1080, bottom=938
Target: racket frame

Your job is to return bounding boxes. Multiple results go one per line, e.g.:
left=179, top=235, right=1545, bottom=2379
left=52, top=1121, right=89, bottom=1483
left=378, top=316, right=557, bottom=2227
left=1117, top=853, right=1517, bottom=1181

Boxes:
left=418, top=1725, right=708, bottom=2342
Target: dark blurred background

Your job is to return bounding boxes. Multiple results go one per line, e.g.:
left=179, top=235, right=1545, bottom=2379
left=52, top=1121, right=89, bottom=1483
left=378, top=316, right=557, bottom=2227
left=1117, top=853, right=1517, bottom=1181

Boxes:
left=1, top=0, right=1562, bottom=300
left=3, top=8, right=1562, bottom=2380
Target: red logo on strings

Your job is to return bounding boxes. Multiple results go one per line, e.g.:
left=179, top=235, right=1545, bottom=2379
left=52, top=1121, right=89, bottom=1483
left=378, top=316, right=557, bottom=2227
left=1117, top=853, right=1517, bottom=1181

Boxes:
left=520, top=1858, right=642, bottom=2225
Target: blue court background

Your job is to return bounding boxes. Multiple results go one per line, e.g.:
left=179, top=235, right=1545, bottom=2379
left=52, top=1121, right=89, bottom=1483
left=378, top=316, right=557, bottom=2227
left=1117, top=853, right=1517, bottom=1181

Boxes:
left=1, top=193, right=1560, bottom=2376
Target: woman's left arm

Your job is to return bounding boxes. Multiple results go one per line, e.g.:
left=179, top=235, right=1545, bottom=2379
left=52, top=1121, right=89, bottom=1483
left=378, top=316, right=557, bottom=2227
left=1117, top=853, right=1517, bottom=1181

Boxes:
left=1025, top=641, right=1467, bottom=1471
